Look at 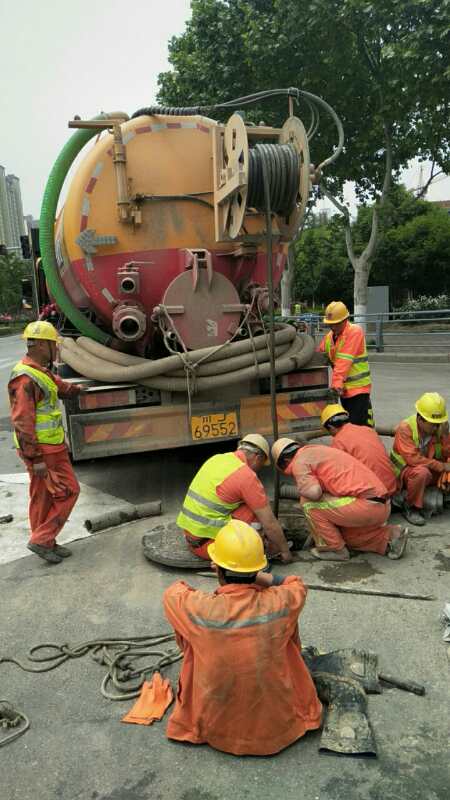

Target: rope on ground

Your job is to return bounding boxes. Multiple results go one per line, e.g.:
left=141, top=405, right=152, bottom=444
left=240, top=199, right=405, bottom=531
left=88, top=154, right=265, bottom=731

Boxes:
left=0, top=634, right=182, bottom=702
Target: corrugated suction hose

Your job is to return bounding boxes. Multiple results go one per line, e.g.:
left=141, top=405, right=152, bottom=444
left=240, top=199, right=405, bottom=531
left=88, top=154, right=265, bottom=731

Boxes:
left=61, top=325, right=315, bottom=393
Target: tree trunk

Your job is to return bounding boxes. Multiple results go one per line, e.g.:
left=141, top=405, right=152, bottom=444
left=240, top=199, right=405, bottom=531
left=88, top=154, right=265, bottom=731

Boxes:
left=281, top=245, right=294, bottom=316
left=353, top=261, right=371, bottom=327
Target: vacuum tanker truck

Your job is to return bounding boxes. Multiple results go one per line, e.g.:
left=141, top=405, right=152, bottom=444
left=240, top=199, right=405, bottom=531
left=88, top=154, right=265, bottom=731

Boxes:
left=38, top=89, right=342, bottom=460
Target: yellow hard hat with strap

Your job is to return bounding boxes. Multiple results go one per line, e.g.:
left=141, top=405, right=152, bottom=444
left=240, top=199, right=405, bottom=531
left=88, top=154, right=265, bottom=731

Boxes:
left=207, top=520, right=267, bottom=572
left=321, top=404, right=350, bottom=428
left=23, top=321, right=60, bottom=343
left=323, top=301, right=349, bottom=325
left=415, top=393, right=448, bottom=424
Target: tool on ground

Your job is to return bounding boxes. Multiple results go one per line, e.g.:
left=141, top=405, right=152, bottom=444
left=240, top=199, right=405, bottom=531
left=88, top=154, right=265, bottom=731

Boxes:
left=303, top=647, right=425, bottom=756
left=0, top=634, right=181, bottom=701
left=0, top=514, right=13, bottom=524
left=0, top=700, right=30, bottom=748
left=84, top=501, right=162, bottom=533
left=440, top=603, right=450, bottom=642
left=121, top=672, right=174, bottom=725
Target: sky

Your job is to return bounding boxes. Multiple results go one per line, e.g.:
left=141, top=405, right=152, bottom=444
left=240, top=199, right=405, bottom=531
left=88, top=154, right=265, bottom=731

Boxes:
left=1, top=0, right=449, bottom=219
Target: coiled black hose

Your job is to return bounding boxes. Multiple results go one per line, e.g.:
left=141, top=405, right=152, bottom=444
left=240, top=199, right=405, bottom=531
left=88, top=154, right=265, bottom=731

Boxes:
left=248, top=143, right=299, bottom=216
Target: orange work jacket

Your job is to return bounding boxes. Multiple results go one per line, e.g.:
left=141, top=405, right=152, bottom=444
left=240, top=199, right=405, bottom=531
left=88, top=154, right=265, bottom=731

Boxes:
left=319, top=320, right=371, bottom=397
left=163, top=577, right=322, bottom=756
left=392, top=418, right=450, bottom=474
left=285, top=444, right=388, bottom=499
left=331, top=423, right=397, bottom=496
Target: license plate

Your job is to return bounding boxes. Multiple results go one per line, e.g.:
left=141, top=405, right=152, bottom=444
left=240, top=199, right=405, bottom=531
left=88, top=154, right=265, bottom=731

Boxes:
left=191, top=412, right=238, bottom=441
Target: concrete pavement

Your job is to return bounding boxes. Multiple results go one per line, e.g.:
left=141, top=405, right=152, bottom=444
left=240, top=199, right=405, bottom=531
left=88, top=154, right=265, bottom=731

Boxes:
left=1, top=357, right=450, bottom=799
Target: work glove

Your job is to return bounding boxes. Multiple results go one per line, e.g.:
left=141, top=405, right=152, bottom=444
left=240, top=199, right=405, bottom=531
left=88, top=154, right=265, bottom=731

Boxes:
left=437, top=471, right=450, bottom=493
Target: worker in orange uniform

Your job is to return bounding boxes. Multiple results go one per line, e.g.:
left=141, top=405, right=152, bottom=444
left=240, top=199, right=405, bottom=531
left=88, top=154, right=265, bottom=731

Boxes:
left=390, top=392, right=450, bottom=527
left=319, top=301, right=373, bottom=427
left=177, top=433, right=292, bottom=563
left=8, top=321, right=84, bottom=564
left=164, top=520, right=322, bottom=756
left=272, top=437, right=408, bottom=561
left=321, top=404, right=397, bottom=496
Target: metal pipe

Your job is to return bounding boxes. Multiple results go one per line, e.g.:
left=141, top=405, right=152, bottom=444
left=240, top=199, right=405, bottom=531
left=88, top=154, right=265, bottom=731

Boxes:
left=112, top=124, right=131, bottom=221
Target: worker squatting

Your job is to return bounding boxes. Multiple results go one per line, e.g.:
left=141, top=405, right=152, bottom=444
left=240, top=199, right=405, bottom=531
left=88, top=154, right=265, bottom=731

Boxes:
left=8, top=316, right=450, bottom=757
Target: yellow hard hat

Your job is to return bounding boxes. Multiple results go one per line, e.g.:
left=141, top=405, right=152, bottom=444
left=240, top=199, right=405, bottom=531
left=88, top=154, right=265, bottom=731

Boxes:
left=207, top=520, right=267, bottom=572
left=415, top=392, right=448, bottom=424
left=22, top=320, right=60, bottom=343
left=323, top=301, right=349, bottom=325
left=271, top=437, right=298, bottom=467
left=239, top=433, right=270, bottom=465
left=321, top=404, right=350, bottom=428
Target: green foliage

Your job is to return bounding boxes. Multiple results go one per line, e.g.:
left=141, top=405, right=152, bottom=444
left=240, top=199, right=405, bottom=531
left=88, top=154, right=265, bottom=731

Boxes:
left=398, top=294, right=450, bottom=312
left=294, top=189, right=450, bottom=306
left=157, top=0, right=450, bottom=199
left=0, top=255, right=30, bottom=312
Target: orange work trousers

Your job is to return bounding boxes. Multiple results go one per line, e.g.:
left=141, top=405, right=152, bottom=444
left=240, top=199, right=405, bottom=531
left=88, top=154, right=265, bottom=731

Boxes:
left=303, top=496, right=393, bottom=554
left=23, top=448, right=80, bottom=548
left=184, top=503, right=257, bottom=560
left=401, top=465, right=434, bottom=509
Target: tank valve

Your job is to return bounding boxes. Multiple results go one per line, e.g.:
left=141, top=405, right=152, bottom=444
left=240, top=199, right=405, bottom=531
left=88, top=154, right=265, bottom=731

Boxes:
left=112, top=304, right=147, bottom=341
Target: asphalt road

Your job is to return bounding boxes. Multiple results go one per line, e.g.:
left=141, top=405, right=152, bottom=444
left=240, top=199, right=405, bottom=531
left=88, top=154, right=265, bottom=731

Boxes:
left=1, top=343, right=450, bottom=799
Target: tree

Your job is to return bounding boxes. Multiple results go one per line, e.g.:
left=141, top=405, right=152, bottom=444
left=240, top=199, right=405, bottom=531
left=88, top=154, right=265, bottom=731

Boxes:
left=0, top=254, right=29, bottom=312
left=157, top=0, right=450, bottom=319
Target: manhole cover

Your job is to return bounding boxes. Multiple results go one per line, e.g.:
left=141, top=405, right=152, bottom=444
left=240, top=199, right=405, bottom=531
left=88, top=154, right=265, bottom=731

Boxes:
left=142, top=521, right=208, bottom=569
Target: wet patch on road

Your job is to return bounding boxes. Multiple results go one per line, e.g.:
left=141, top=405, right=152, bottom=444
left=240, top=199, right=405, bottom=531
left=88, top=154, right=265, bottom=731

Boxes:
left=318, top=560, right=384, bottom=584
left=92, top=771, right=157, bottom=800
left=434, top=550, right=450, bottom=572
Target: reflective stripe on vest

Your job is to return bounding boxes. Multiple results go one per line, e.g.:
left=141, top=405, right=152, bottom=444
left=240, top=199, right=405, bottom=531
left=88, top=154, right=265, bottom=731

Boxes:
left=302, top=496, right=356, bottom=515
left=325, top=329, right=371, bottom=391
left=10, top=362, right=64, bottom=447
left=390, top=414, right=442, bottom=477
left=177, top=452, right=245, bottom=540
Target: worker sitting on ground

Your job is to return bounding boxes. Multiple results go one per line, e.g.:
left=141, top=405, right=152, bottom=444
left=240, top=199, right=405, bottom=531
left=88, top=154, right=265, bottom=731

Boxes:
left=319, top=301, right=373, bottom=427
left=177, top=433, right=292, bottom=563
left=390, top=392, right=450, bottom=527
left=321, top=404, right=397, bottom=496
left=8, top=321, right=84, bottom=564
left=272, top=437, right=408, bottom=562
left=163, top=520, right=322, bottom=756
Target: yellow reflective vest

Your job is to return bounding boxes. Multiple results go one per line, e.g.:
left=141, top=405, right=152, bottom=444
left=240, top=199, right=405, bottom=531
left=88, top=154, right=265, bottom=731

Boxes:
left=323, top=322, right=371, bottom=396
left=390, top=414, right=442, bottom=477
left=10, top=361, right=65, bottom=448
left=177, top=452, right=245, bottom=539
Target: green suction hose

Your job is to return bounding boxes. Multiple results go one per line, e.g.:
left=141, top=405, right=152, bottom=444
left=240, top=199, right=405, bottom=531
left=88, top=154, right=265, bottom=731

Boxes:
left=39, top=113, right=127, bottom=344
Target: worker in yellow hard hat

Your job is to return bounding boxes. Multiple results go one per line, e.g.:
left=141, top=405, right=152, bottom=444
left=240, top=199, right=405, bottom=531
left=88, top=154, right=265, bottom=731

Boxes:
left=8, top=321, right=86, bottom=564
left=390, top=393, right=450, bottom=526
left=163, top=519, right=322, bottom=755
left=177, top=433, right=292, bottom=563
left=321, top=404, right=397, bottom=496
left=271, top=437, right=408, bottom=561
left=319, top=300, right=373, bottom=427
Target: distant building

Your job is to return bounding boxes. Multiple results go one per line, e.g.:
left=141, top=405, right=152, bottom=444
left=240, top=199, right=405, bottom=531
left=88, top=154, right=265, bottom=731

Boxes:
left=0, top=166, right=26, bottom=255
left=430, top=199, right=450, bottom=215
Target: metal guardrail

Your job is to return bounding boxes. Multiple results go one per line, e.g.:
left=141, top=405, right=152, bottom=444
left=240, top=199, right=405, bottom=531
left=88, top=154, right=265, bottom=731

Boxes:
left=283, top=309, right=450, bottom=352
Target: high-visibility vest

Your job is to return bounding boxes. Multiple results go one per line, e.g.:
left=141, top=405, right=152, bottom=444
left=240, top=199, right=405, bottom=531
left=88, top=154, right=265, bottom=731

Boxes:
left=390, top=414, right=442, bottom=477
left=10, top=361, right=65, bottom=447
left=324, top=326, right=371, bottom=392
left=177, top=452, right=246, bottom=540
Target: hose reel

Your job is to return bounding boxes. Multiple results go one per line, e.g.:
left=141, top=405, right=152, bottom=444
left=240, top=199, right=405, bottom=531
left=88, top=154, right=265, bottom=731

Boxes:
left=213, top=113, right=310, bottom=242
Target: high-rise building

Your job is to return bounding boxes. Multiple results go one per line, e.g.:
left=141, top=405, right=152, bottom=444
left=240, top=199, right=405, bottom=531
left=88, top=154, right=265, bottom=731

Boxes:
left=0, top=166, right=26, bottom=255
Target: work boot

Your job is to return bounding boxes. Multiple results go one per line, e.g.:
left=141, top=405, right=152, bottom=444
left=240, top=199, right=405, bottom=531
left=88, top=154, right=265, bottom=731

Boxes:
left=311, top=546, right=350, bottom=562
left=403, top=506, right=426, bottom=527
left=27, top=543, right=62, bottom=564
left=53, top=544, right=72, bottom=558
left=387, top=527, right=409, bottom=560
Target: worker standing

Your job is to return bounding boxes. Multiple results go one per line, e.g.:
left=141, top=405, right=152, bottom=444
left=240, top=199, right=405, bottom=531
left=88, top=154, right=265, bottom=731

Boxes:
left=390, top=393, right=450, bottom=526
left=177, top=433, right=292, bottom=563
left=164, top=520, right=322, bottom=756
left=8, top=321, right=84, bottom=564
left=321, top=404, right=397, bottom=496
left=319, top=301, right=373, bottom=427
left=272, top=438, right=408, bottom=561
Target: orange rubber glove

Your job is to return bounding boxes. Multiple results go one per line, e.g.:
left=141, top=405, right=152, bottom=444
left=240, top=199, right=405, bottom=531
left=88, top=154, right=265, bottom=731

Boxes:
left=121, top=672, right=173, bottom=726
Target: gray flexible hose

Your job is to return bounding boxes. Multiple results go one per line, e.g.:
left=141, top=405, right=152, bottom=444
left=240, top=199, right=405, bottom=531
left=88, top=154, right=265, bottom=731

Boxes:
left=61, top=328, right=315, bottom=393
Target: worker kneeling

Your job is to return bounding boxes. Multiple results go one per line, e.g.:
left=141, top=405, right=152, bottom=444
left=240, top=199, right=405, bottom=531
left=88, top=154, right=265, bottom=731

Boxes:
left=163, top=520, right=322, bottom=756
left=390, top=392, right=450, bottom=527
left=177, top=433, right=292, bottom=563
left=272, top=438, right=408, bottom=562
